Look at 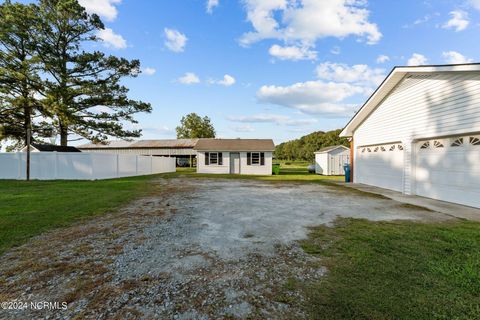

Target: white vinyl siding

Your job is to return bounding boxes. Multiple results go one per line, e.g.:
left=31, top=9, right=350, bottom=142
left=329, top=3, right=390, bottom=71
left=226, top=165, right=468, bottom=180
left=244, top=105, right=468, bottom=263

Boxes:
left=197, top=151, right=229, bottom=174
left=355, top=72, right=480, bottom=145
left=241, top=152, right=272, bottom=175
left=354, top=71, right=480, bottom=196
left=196, top=151, right=272, bottom=175
left=315, top=148, right=350, bottom=175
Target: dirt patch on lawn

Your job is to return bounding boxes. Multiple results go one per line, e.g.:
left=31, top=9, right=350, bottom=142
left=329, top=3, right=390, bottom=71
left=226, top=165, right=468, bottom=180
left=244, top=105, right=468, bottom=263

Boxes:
left=0, top=178, right=452, bottom=319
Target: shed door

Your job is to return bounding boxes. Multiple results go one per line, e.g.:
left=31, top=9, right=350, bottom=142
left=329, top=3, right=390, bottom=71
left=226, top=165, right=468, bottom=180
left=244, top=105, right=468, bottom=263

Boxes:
left=415, top=136, right=480, bottom=208
left=329, top=154, right=350, bottom=175
left=356, top=144, right=404, bottom=192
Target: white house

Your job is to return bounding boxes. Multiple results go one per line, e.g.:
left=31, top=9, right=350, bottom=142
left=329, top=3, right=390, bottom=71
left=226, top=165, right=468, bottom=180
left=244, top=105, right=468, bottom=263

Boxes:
left=340, top=63, right=480, bottom=208
left=314, top=145, right=350, bottom=176
left=194, top=139, right=274, bottom=175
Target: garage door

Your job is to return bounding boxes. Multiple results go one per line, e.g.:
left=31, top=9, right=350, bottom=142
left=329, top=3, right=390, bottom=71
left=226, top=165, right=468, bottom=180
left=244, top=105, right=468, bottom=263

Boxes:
left=415, top=135, right=480, bottom=208
left=356, top=143, right=404, bottom=192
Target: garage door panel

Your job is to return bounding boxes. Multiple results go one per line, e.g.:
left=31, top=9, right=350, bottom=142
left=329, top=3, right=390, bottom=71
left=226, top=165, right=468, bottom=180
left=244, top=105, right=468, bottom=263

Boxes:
left=357, top=146, right=404, bottom=192
left=415, top=137, right=480, bottom=208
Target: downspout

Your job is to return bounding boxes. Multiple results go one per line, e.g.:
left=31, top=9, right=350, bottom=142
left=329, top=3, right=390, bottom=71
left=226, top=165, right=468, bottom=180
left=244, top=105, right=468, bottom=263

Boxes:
left=349, top=137, right=354, bottom=183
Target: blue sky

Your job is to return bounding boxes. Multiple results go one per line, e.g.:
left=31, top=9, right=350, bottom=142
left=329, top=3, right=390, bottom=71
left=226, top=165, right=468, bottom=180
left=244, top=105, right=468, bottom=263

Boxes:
left=19, top=0, right=480, bottom=143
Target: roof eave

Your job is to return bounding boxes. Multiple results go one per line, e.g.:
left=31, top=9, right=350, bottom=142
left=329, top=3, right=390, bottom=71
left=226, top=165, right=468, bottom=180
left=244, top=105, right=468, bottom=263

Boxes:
left=340, top=63, right=480, bottom=137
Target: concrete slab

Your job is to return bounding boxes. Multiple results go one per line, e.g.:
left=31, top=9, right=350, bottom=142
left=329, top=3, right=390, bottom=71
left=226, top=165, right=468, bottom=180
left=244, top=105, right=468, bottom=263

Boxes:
left=339, top=182, right=480, bottom=222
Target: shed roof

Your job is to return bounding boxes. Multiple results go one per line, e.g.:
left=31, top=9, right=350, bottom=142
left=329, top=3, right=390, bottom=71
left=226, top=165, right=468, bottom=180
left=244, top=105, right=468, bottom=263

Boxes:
left=340, top=63, right=480, bottom=137
left=194, top=139, right=275, bottom=151
left=314, top=145, right=349, bottom=154
left=31, top=143, right=81, bottom=152
left=78, top=139, right=198, bottom=149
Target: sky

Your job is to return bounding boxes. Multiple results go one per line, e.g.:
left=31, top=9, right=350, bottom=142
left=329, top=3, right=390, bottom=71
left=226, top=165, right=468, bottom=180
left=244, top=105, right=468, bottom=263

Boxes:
left=13, top=0, right=480, bottom=144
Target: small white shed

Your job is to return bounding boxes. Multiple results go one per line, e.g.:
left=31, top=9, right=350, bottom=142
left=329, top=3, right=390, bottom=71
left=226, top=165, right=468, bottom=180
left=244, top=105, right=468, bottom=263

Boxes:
left=314, top=145, right=350, bottom=176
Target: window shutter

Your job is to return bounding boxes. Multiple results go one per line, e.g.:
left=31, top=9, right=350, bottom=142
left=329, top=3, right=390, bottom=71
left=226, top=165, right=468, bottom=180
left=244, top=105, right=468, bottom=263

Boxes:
left=218, top=152, right=223, bottom=165
left=260, top=152, right=265, bottom=165
left=205, top=152, right=209, bottom=165
left=247, top=152, right=251, bottom=165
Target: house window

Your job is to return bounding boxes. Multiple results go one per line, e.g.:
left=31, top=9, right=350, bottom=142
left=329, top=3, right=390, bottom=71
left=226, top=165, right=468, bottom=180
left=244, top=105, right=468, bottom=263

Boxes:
left=205, top=152, right=223, bottom=165
left=247, top=152, right=265, bottom=166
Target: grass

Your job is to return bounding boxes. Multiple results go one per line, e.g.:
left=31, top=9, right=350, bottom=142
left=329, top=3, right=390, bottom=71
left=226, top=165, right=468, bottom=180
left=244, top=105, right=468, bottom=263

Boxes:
left=0, top=174, right=160, bottom=255
left=172, top=165, right=344, bottom=183
left=299, top=218, right=480, bottom=320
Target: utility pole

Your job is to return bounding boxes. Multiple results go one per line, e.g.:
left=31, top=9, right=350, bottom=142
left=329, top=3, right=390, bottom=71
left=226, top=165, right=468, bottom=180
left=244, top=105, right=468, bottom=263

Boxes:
left=26, top=127, right=31, bottom=181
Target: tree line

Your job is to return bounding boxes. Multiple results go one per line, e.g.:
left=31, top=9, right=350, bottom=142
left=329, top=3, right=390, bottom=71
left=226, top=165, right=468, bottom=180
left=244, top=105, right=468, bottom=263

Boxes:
left=274, top=129, right=349, bottom=162
left=0, top=0, right=151, bottom=149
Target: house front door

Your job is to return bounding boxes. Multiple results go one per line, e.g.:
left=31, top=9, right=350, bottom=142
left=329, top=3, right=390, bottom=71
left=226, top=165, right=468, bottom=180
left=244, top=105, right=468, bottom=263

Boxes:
left=230, top=153, right=240, bottom=174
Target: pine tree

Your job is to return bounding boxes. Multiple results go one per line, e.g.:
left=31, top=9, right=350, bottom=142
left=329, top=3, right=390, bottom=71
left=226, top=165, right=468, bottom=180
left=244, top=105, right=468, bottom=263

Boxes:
left=36, top=0, right=151, bottom=146
left=0, top=1, right=43, bottom=146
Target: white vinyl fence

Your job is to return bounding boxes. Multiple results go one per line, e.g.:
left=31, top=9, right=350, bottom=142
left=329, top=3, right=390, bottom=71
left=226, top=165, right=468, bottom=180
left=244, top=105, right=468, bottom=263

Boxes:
left=0, top=152, right=176, bottom=180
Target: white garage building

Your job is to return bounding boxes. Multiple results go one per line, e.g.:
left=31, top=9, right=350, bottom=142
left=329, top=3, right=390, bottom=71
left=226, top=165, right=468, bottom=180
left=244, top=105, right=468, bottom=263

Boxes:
left=341, top=63, right=480, bottom=208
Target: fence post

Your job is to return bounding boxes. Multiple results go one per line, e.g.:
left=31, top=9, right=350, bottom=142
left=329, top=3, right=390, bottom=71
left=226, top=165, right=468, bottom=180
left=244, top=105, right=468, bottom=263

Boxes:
left=17, top=152, right=21, bottom=180
left=135, top=155, right=139, bottom=175
left=116, top=154, right=120, bottom=178
left=150, top=155, right=153, bottom=174
left=54, top=152, right=58, bottom=179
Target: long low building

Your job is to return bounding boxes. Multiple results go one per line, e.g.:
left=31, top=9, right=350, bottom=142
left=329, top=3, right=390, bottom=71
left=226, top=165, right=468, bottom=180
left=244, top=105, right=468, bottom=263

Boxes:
left=78, top=139, right=198, bottom=166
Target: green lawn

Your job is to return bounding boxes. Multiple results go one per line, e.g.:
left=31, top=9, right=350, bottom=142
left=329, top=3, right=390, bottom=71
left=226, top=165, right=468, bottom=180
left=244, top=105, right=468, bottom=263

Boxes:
left=0, top=174, right=159, bottom=255
left=299, top=218, right=480, bottom=320
left=173, top=165, right=344, bottom=183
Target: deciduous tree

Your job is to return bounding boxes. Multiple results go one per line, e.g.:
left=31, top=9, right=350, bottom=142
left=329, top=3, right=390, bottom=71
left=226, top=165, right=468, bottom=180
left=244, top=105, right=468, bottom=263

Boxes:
left=176, top=113, right=216, bottom=139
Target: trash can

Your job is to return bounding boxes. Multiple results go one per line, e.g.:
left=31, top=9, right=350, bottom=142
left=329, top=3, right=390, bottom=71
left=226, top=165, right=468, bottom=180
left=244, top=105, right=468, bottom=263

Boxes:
left=272, top=163, right=280, bottom=175
left=343, top=164, right=351, bottom=183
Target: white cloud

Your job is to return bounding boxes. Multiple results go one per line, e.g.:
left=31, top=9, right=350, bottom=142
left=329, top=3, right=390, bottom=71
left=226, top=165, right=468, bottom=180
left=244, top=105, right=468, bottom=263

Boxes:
left=442, top=51, right=473, bottom=64
left=331, top=46, right=341, bottom=55
left=142, top=126, right=174, bottom=135
left=177, top=72, right=200, bottom=85
left=240, top=0, right=382, bottom=47
left=316, top=62, right=386, bottom=87
left=442, top=10, right=469, bottom=32
left=142, top=67, right=156, bottom=76
left=164, top=28, right=188, bottom=53
left=254, top=61, right=385, bottom=117
left=407, top=53, right=428, bottom=66
left=228, top=114, right=317, bottom=126
left=78, top=0, right=121, bottom=21
left=97, top=28, right=127, bottom=49
left=376, top=54, right=390, bottom=64
left=269, top=44, right=317, bottom=61
left=232, top=125, right=255, bottom=132
left=403, top=13, right=439, bottom=29
left=207, top=0, right=219, bottom=13
left=256, top=80, right=366, bottom=116
left=469, top=0, right=480, bottom=10
left=210, top=74, right=236, bottom=86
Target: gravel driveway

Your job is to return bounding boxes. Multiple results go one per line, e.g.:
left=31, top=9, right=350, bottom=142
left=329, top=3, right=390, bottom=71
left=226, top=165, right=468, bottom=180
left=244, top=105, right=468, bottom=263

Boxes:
left=0, top=177, right=451, bottom=319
